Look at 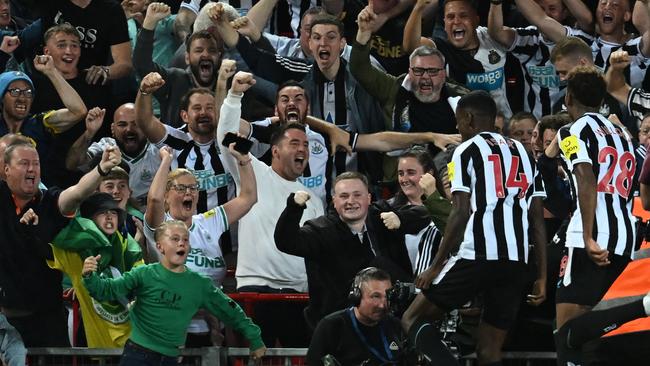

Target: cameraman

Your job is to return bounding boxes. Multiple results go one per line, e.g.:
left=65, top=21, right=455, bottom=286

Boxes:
left=307, top=267, right=409, bottom=366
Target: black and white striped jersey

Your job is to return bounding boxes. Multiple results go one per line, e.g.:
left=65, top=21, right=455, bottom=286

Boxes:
left=566, top=29, right=650, bottom=88
left=627, top=87, right=650, bottom=128
left=508, top=26, right=591, bottom=119
left=156, top=125, right=234, bottom=213
left=447, top=132, right=545, bottom=262
left=413, top=223, right=444, bottom=275
left=558, top=113, right=637, bottom=257
left=435, top=27, right=512, bottom=118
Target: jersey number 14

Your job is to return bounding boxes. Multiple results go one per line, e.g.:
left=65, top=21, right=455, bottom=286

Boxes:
left=488, top=154, right=529, bottom=199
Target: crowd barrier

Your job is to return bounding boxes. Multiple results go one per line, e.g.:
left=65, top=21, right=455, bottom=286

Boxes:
left=227, top=292, right=310, bottom=316
left=26, top=347, right=557, bottom=366
left=54, top=291, right=557, bottom=365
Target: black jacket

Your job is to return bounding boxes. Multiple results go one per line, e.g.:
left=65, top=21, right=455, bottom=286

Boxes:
left=0, top=183, right=70, bottom=311
left=274, top=194, right=430, bottom=328
left=307, top=308, right=409, bottom=366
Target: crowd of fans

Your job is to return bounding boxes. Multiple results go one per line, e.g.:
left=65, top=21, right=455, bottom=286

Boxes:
left=2, top=0, right=650, bottom=365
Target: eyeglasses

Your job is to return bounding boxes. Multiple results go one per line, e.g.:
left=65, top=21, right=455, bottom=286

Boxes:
left=6, top=88, right=33, bottom=98
left=410, top=67, right=444, bottom=77
left=170, top=184, right=199, bottom=193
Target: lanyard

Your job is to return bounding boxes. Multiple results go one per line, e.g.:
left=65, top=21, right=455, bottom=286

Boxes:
left=347, top=308, right=394, bottom=364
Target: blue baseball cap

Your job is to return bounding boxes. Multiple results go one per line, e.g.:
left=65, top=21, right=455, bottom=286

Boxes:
left=0, top=71, right=34, bottom=96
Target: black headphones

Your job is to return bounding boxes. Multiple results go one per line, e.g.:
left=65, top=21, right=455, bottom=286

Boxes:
left=348, top=267, right=377, bottom=307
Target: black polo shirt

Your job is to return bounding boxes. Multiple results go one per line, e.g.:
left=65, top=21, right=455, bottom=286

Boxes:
left=0, top=182, right=71, bottom=311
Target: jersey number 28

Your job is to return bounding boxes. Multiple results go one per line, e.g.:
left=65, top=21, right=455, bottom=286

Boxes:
left=597, top=147, right=635, bottom=198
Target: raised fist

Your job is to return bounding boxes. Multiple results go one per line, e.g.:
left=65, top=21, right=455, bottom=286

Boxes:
left=218, top=59, right=237, bottom=81
left=208, top=3, right=227, bottom=24
left=85, top=107, right=106, bottom=136
left=293, top=191, right=311, bottom=206
left=230, top=71, right=256, bottom=94
left=140, top=72, right=165, bottom=94
left=33, top=54, right=55, bottom=75
left=144, top=2, right=171, bottom=24
left=100, top=145, right=122, bottom=172
left=418, top=173, right=437, bottom=197
left=608, top=50, right=630, bottom=71
left=0, top=35, right=20, bottom=54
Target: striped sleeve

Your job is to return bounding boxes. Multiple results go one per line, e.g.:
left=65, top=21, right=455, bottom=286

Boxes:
left=627, top=87, right=650, bottom=124
left=156, top=124, right=191, bottom=150
left=510, top=26, right=542, bottom=54
left=527, top=162, right=547, bottom=201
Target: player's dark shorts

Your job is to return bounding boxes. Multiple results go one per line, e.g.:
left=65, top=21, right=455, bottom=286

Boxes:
left=556, top=247, right=630, bottom=306
left=421, top=257, right=528, bottom=330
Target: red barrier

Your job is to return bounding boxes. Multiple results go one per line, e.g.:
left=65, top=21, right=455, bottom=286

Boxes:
left=226, top=293, right=309, bottom=316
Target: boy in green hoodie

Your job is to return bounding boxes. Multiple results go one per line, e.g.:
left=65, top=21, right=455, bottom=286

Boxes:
left=81, top=220, right=266, bottom=365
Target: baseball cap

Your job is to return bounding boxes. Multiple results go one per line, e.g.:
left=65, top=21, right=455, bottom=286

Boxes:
left=0, top=71, right=34, bottom=96
left=80, top=192, right=126, bottom=225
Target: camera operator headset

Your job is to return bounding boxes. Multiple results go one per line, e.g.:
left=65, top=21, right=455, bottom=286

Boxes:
left=309, top=267, right=410, bottom=366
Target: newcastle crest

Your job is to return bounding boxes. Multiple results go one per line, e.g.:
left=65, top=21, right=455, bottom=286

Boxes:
left=488, top=50, right=501, bottom=64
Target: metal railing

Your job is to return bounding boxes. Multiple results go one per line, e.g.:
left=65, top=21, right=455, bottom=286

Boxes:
left=27, top=347, right=557, bottom=365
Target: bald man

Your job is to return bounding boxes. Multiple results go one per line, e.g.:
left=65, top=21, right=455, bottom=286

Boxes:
left=66, top=103, right=161, bottom=202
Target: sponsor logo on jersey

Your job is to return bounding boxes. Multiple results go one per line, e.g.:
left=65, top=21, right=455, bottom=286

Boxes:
left=466, top=68, right=504, bottom=91
left=299, top=174, right=324, bottom=189
left=191, top=169, right=232, bottom=191
left=369, top=36, right=405, bottom=58
left=527, top=65, right=560, bottom=88
left=560, top=135, right=580, bottom=159
left=186, top=248, right=226, bottom=269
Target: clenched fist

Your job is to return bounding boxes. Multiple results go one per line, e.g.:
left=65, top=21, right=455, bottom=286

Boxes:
left=418, top=173, right=437, bottom=197
left=82, top=254, right=101, bottom=276
left=380, top=211, right=401, bottom=230
left=608, top=50, right=630, bottom=71
left=218, top=59, right=237, bottom=81
left=293, top=191, right=311, bottom=206
left=230, top=71, right=256, bottom=94
left=140, top=72, right=165, bottom=94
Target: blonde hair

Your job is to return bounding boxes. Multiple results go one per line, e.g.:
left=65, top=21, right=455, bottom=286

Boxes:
left=165, top=168, right=197, bottom=192
left=154, top=220, right=189, bottom=242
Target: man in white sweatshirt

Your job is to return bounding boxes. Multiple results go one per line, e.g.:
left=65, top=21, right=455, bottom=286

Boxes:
left=217, top=71, right=324, bottom=346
